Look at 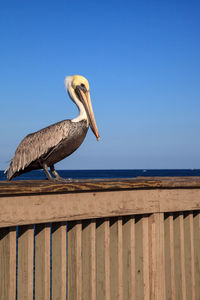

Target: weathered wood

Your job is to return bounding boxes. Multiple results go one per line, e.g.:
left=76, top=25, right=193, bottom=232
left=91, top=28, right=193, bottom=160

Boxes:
left=193, top=212, right=200, bottom=297
left=0, top=178, right=161, bottom=195
left=1, top=177, right=200, bottom=299
left=52, top=222, right=67, bottom=300
left=184, top=213, right=195, bottom=300
left=174, top=213, right=186, bottom=300
left=122, top=216, right=135, bottom=300
left=82, top=220, right=96, bottom=300
left=76, top=222, right=82, bottom=300
left=164, top=214, right=175, bottom=300
left=155, top=213, right=165, bottom=300
left=0, top=227, right=16, bottom=300
left=135, top=215, right=144, bottom=299
left=1, top=188, right=200, bottom=228
left=35, top=223, right=50, bottom=300
left=17, top=225, right=34, bottom=300
left=149, top=214, right=156, bottom=299
left=179, top=213, right=187, bottom=300
left=96, top=218, right=110, bottom=300
left=1, top=176, right=200, bottom=196
left=67, top=221, right=77, bottom=300
left=142, top=215, right=150, bottom=300
left=118, top=218, right=123, bottom=300
left=148, top=213, right=166, bottom=300
left=110, top=217, right=123, bottom=300
left=67, top=221, right=82, bottom=300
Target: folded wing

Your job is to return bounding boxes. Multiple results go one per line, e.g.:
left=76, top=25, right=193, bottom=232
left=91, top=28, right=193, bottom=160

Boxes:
left=6, top=120, right=71, bottom=180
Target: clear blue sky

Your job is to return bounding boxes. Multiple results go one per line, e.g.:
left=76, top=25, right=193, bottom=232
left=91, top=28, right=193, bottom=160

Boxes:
left=0, top=0, right=200, bottom=170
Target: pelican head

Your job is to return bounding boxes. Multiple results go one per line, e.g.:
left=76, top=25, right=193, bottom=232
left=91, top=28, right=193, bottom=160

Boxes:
left=65, top=75, right=100, bottom=141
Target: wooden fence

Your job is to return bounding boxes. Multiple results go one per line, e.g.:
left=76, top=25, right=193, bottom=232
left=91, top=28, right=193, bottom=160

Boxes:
left=0, top=177, right=200, bottom=299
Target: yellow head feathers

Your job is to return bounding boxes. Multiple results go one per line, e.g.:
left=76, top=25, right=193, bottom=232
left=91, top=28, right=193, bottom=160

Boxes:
left=65, top=75, right=90, bottom=92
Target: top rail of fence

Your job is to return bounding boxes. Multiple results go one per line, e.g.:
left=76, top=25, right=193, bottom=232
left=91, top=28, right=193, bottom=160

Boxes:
left=1, top=176, right=200, bottom=196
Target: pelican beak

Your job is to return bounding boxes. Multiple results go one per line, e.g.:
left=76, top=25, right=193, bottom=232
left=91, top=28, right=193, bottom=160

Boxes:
left=77, top=88, right=100, bottom=141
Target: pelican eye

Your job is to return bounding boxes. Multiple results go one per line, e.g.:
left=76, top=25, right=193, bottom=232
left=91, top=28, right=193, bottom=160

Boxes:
left=80, top=83, right=87, bottom=93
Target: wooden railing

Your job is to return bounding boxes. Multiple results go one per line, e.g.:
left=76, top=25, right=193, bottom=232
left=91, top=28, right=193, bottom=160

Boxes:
left=0, top=177, right=200, bottom=299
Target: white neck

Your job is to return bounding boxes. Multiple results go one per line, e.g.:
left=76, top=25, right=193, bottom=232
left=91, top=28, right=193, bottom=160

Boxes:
left=72, top=100, right=87, bottom=123
left=65, top=77, right=88, bottom=123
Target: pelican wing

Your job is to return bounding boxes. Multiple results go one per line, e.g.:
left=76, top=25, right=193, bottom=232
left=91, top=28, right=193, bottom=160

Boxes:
left=6, top=120, right=71, bottom=179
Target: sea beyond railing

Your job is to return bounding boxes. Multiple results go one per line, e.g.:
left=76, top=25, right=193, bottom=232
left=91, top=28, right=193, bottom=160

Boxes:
left=0, top=168, right=200, bottom=181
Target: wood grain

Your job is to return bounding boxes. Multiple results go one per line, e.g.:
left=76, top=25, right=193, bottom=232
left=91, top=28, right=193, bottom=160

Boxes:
left=35, top=223, right=50, bottom=300
left=193, top=212, right=200, bottom=297
left=164, top=214, right=175, bottom=300
left=135, top=215, right=144, bottom=299
left=1, top=176, right=200, bottom=196
left=82, top=220, right=96, bottom=300
left=142, top=215, right=150, bottom=300
left=122, top=216, right=135, bottom=300
left=184, top=213, right=195, bottom=300
left=1, top=177, right=200, bottom=299
left=52, top=222, right=67, bottom=300
left=0, top=227, right=16, bottom=300
left=1, top=188, right=200, bottom=228
left=67, top=221, right=82, bottom=300
left=96, top=218, right=110, bottom=300
left=17, top=225, right=34, bottom=300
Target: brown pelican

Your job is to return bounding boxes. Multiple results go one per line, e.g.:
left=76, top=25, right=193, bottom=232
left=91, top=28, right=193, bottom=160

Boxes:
left=5, top=75, right=100, bottom=181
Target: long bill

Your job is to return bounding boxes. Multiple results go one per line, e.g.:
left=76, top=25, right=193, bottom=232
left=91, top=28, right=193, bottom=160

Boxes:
left=79, top=89, right=100, bottom=140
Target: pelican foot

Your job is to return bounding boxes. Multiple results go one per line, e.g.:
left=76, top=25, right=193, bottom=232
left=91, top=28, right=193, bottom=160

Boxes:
left=45, top=165, right=73, bottom=183
left=50, top=176, right=72, bottom=183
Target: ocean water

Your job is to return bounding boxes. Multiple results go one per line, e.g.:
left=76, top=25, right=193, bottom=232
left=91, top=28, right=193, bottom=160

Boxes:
left=1, top=168, right=200, bottom=181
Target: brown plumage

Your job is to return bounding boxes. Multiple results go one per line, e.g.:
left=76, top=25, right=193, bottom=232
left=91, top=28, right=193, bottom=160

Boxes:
left=6, top=120, right=88, bottom=180
left=5, top=75, right=100, bottom=181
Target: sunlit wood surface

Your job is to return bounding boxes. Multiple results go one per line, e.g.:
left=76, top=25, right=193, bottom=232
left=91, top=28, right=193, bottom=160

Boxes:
left=1, top=177, right=200, bottom=299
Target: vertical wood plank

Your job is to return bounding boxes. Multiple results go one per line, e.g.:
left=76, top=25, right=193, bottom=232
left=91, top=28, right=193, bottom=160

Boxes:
left=156, top=213, right=165, bottom=300
left=82, top=220, right=90, bottom=300
left=110, top=218, right=118, bottom=300
left=174, top=213, right=182, bottom=300
left=189, top=213, right=195, bottom=300
left=96, top=218, right=110, bottom=300
left=67, top=221, right=82, bottom=300
left=123, top=216, right=135, bottom=300
left=76, top=222, right=82, bottom=300
left=67, top=221, right=76, bottom=300
left=149, top=213, right=165, bottom=300
left=135, top=215, right=144, bottom=299
left=110, top=217, right=123, bottom=300
left=169, top=214, right=176, bottom=300
left=82, top=220, right=96, bottom=300
left=0, top=227, right=16, bottom=300
left=149, top=214, right=156, bottom=299
left=18, top=225, right=34, bottom=300
left=184, top=213, right=195, bottom=300
left=105, top=218, right=110, bottom=300
left=96, top=219, right=104, bottom=300
left=118, top=217, right=123, bottom=300
left=193, top=212, right=200, bottom=297
left=52, top=222, right=67, bottom=300
left=179, top=213, right=186, bottom=300
left=142, top=215, right=149, bottom=300
left=149, top=214, right=157, bottom=299
left=164, top=214, right=175, bottom=300
left=174, top=213, right=186, bottom=300
left=90, top=221, right=96, bottom=300
left=35, top=223, right=50, bottom=300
